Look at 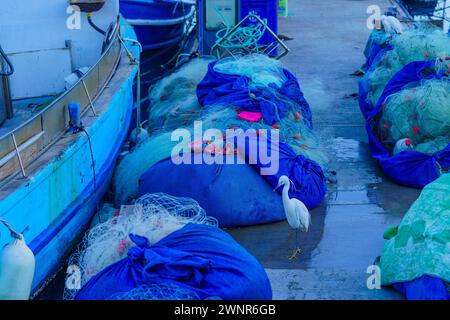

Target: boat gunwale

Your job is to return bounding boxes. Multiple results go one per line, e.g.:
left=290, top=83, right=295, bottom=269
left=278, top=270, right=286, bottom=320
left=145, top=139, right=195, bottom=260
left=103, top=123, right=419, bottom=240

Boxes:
left=125, top=5, right=195, bottom=26
left=0, top=16, right=121, bottom=142
left=0, top=16, right=124, bottom=184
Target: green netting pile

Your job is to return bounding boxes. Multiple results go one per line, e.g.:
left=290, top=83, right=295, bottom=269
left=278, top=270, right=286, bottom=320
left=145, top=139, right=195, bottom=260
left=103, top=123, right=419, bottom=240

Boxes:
left=147, top=58, right=213, bottom=134
left=368, top=25, right=450, bottom=106
left=113, top=132, right=178, bottom=204
left=378, top=78, right=450, bottom=154
left=198, top=105, right=329, bottom=168
left=113, top=54, right=329, bottom=205
left=379, top=173, right=450, bottom=285
left=213, top=54, right=288, bottom=87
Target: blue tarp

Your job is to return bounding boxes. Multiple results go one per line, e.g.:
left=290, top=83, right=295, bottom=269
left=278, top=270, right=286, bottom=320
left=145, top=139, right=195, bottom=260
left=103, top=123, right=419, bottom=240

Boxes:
left=393, top=275, right=450, bottom=300
left=362, top=60, right=449, bottom=188
left=139, top=137, right=326, bottom=227
left=75, top=223, right=272, bottom=300
left=197, top=61, right=313, bottom=127
left=358, top=45, right=393, bottom=119
left=235, top=132, right=327, bottom=210
left=139, top=154, right=286, bottom=228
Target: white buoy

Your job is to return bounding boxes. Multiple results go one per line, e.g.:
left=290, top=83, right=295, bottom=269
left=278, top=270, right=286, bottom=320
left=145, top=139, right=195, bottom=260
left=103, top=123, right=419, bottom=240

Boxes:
left=0, top=235, right=35, bottom=300
left=394, top=138, right=414, bottom=154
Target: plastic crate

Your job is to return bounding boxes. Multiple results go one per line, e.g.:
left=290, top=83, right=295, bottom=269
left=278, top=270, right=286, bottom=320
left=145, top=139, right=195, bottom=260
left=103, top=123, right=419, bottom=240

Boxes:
left=278, top=0, right=288, bottom=17
left=240, top=0, right=278, bottom=46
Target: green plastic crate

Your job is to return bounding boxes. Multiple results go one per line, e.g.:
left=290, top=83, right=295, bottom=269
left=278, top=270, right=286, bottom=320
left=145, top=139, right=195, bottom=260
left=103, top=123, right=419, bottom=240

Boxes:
left=278, top=0, right=288, bottom=17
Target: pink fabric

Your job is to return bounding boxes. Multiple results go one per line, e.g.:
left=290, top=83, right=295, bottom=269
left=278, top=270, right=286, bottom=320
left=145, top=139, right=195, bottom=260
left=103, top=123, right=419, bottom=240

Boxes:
left=237, top=111, right=263, bottom=122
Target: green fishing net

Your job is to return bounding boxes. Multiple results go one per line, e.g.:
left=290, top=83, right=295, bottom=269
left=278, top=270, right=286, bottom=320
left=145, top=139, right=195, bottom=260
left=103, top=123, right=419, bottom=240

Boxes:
left=147, top=58, right=212, bottom=134
left=113, top=132, right=179, bottom=205
left=113, top=54, right=331, bottom=206
left=213, top=54, right=287, bottom=87
left=415, top=135, right=450, bottom=155
left=379, top=174, right=450, bottom=285
left=368, top=25, right=450, bottom=106
left=379, top=79, right=450, bottom=154
left=364, top=29, right=392, bottom=59
left=198, top=105, right=329, bottom=169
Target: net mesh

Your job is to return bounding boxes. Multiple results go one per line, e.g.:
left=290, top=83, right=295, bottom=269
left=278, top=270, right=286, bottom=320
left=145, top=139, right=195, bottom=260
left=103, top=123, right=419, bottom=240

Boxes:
left=114, top=54, right=331, bottom=206
left=213, top=54, right=288, bottom=87
left=198, top=105, right=329, bottom=169
left=146, top=54, right=329, bottom=170
left=367, top=24, right=450, bottom=106
left=148, top=58, right=212, bottom=135
left=113, top=132, right=178, bottom=205
left=64, top=193, right=218, bottom=300
left=378, top=78, right=450, bottom=154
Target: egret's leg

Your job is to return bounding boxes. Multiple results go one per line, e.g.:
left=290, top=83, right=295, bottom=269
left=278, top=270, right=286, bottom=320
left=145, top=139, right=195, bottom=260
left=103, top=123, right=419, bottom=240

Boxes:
left=288, top=229, right=302, bottom=260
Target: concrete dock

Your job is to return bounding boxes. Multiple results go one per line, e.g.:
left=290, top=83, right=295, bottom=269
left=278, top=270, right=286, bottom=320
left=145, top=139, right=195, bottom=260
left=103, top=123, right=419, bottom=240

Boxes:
left=227, top=0, right=420, bottom=300
left=36, top=0, right=425, bottom=300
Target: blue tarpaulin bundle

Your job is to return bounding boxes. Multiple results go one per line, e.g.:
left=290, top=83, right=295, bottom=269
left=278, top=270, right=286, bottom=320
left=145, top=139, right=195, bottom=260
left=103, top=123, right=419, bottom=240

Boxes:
left=139, top=135, right=327, bottom=227
left=135, top=56, right=327, bottom=227
left=197, top=61, right=313, bottom=127
left=75, top=223, right=272, bottom=300
left=359, top=45, right=393, bottom=119
left=235, top=132, right=327, bottom=209
left=393, top=275, right=449, bottom=300
left=139, top=154, right=286, bottom=228
left=362, top=60, right=450, bottom=188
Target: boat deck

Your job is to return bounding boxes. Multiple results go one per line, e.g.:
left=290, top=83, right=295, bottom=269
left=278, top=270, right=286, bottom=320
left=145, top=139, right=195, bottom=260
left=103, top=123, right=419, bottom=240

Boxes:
left=0, top=96, right=55, bottom=138
left=226, top=0, right=420, bottom=300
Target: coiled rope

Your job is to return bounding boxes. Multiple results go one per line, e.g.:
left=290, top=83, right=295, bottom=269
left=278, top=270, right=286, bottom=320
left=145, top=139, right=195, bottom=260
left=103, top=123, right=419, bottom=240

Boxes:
left=213, top=7, right=268, bottom=54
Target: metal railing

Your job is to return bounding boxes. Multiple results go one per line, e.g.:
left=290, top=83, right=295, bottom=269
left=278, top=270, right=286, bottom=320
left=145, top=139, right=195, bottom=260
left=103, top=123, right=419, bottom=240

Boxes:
left=0, top=21, right=122, bottom=183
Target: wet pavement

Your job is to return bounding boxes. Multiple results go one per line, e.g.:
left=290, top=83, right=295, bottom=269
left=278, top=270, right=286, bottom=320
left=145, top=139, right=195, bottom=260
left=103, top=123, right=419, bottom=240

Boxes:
left=227, top=0, right=421, bottom=300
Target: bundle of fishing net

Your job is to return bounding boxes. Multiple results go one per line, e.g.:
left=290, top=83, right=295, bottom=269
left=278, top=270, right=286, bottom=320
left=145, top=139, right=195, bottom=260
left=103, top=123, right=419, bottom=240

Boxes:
left=198, top=105, right=329, bottom=171
left=64, top=193, right=218, bottom=300
left=147, top=58, right=212, bottom=134
left=367, top=24, right=450, bottom=106
left=378, top=78, right=450, bottom=154
left=213, top=54, right=287, bottom=87
left=113, top=132, right=179, bottom=204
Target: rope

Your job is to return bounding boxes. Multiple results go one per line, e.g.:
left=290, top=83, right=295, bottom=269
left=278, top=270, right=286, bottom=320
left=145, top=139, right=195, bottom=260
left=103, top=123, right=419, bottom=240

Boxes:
left=213, top=8, right=268, bottom=55
left=0, top=217, right=22, bottom=240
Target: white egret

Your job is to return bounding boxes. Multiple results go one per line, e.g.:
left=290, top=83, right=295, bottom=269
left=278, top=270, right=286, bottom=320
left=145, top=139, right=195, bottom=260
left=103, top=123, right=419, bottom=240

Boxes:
left=274, top=175, right=311, bottom=260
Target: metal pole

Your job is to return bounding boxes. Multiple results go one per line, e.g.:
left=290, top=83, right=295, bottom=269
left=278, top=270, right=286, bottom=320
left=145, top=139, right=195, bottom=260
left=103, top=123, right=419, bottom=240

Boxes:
left=11, top=133, right=26, bottom=178
left=81, top=79, right=97, bottom=116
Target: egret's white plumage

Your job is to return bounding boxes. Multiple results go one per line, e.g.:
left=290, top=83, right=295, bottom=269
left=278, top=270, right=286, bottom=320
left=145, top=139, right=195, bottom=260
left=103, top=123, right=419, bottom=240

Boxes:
left=275, top=175, right=311, bottom=260
left=381, top=15, right=403, bottom=34
left=276, top=175, right=311, bottom=231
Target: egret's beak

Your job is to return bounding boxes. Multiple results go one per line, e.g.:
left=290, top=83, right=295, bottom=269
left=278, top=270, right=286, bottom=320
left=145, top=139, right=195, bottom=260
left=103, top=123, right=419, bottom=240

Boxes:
left=273, top=182, right=282, bottom=192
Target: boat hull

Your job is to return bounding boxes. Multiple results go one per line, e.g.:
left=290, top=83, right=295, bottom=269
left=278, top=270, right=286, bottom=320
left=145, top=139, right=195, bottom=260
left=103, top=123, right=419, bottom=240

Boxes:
left=120, top=0, right=194, bottom=51
left=0, top=19, right=139, bottom=296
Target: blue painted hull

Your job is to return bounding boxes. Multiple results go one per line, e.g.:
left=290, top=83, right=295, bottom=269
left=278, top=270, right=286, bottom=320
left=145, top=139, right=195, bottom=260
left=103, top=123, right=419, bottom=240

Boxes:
left=0, top=19, right=139, bottom=295
left=120, top=0, right=194, bottom=51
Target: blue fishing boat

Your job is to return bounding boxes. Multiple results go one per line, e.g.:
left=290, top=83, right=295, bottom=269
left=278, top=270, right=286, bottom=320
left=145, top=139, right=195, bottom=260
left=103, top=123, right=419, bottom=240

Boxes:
left=401, top=0, right=439, bottom=16
left=119, top=0, right=195, bottom=51
left=0, top=0, right=140, bottom=297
